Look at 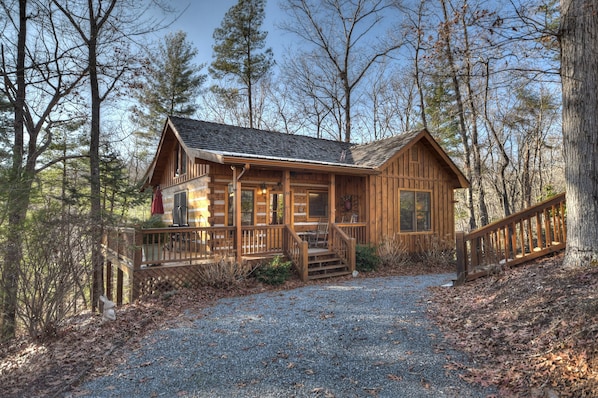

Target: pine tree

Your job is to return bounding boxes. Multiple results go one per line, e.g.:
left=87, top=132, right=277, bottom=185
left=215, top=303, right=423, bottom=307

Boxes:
left=132, top=31, right=206, bottom=142
left=210, top=0, right=274, bottom=129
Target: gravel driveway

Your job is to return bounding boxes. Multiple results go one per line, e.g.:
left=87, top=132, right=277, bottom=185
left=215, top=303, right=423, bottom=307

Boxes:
left=75, top=274, right=494, bottom=397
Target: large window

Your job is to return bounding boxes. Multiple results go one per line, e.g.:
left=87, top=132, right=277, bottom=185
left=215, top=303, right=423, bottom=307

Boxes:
left=308, top=191, right=328, bottom=219
left=400, top=190, right=431, bottom=232
left=173, top=191, right=188, bottom=226
left=228, top=189, right=255, bottom=226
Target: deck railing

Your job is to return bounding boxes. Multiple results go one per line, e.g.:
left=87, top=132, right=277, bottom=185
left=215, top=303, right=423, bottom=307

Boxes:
left=337, top=222, right=367, bottom=245
left=283, top=225, right=309, bottom=281
left=455, top=192, right=566, bottom=283
left=241, top=225, right=285, bottom=255
left=330, top=224, right=356, bottom=274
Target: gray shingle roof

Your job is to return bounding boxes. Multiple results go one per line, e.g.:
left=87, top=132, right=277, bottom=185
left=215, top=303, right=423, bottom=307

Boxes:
left=168, top=116, right=421, bottom=170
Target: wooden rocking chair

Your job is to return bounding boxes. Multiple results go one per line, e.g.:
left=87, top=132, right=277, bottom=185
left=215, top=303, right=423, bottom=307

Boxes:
left=310, top=218, right=329, bottom=248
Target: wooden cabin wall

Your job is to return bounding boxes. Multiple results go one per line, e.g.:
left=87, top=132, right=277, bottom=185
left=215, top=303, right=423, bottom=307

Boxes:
left=161, top=177, right=210, bottom=226
left=207, top=164, right=287, bottom=227
left=154, top=145, right=209, bottom=226
left=203, top=167, right=332, bottom=231
left=368, top=141, right=457, bottom=252
left=159, top=142, right=208, bottom=189
left=335, top=176, right=365, bottom=222
left=289, top=172, right=329, bottom=232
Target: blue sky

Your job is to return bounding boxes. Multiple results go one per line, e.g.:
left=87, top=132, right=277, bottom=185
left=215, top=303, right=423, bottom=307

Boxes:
left=156, top=0, right=289, bottom=68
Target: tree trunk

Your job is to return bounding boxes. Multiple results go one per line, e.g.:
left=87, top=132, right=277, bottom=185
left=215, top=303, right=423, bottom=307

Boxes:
left=1, top=0, right=28, bottom=340
left=440, top=0, right=477, bottom=230
left=88, top=16, right=104, bottom=312
left=560, top=0, right=598, bottom=267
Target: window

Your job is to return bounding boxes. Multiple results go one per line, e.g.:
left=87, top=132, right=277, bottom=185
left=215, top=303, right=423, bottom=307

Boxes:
left=173, top=191, right=188, bottom=226
left=400, top=190, right=431, bottom=232
left=410, top=147, right=419, bottom=162
left=174, top=143, right=187, bottom=177
left=228, top=189, right=255, bottom=226
left=308, top=191, right=328, bottom=219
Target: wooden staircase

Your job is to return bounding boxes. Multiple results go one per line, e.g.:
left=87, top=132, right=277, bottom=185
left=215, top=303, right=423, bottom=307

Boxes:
left=455, top=192, right=566, bottom=284
left=307, top=250, right=351, bottom=280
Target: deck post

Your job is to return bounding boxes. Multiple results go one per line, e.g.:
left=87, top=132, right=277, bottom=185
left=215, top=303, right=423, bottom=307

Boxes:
left=131, top=228, right=143, bottom=301
left=116, top=268, right=123, bottom=306
left=105, top=261, right=113, bottom=301
left=348, top=238, right=356, bottom=274
left=301, top=240, right=309, bottom=282
left=455, top=231, right=467, bottom=285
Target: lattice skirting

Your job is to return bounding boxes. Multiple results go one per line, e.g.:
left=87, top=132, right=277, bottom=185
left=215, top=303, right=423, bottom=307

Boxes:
left=133, top=264, right=209, bottom=298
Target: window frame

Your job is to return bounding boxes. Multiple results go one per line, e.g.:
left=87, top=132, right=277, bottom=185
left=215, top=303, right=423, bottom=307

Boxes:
left=174, top=143, right=187, bottom=177
left=173, top=190, right=188, bottom=226
left=228, top=188, right=255, bottom=226
left=307, top=190, right=329, bottom=220
left=399, top=189, right=432, bottom=233
left=410, top=147, right=419, bottom=163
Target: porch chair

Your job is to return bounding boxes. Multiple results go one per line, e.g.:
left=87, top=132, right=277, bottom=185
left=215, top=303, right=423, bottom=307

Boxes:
left=310, top=218, right=329, bottom=248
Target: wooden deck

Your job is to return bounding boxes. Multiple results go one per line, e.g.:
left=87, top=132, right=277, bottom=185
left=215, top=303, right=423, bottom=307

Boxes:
left=455, top=193, right=566, bottom=284
left=101, top=223, right=362, bottom=303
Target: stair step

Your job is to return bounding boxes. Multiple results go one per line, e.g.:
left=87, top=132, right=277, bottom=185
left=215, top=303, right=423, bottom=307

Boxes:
left=308, top=257, right=342, bottom=266
left=308, top=270, right=352, bottom=280
left=309, top=263, right=347, bottom=272
left=308, top=251, right=336, bottom=259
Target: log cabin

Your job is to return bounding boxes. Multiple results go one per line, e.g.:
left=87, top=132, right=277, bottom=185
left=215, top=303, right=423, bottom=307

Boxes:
left=146, top=115, right=466, bottom=264
left=101, top=116, right=469, bottom=302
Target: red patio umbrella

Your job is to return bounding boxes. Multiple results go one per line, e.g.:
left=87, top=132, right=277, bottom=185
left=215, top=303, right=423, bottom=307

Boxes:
left=151, top=186, right=164, bottom=215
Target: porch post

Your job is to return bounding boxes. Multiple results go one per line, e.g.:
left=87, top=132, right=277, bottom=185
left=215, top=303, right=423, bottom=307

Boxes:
left=283, top=170, right=292, bottom=229
left=329, top=174, right=336, bottom=223
left=234, top=169, right=242, bottom=265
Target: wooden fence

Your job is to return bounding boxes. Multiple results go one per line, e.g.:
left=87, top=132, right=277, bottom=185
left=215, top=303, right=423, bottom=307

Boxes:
left=455, top=193, right=566, bottom=284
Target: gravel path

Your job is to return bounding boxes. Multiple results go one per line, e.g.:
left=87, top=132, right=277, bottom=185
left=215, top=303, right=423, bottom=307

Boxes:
left=75, top=274, right=495, bottom=397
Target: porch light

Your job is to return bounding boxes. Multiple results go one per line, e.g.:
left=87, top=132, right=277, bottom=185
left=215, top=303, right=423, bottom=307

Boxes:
left=260, top=183, right=267, bottom=195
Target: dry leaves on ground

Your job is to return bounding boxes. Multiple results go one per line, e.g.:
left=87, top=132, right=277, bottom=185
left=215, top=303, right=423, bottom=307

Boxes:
left=428, top=253, right=598, bottom=397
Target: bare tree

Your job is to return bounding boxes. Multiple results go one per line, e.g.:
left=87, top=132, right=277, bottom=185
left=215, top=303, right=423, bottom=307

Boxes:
left=52, top=0, right=167, bottom=311
left=281, top=0, right=405, bottom=142
left=0, top=0, right=86, bottom=339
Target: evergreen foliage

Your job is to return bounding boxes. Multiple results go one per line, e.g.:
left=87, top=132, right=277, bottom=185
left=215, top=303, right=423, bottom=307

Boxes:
left=210, top=0, right=274, bottom=128
left=355, top=244, right=380, bottom=272
left=132, top=31, right=206, bottom=143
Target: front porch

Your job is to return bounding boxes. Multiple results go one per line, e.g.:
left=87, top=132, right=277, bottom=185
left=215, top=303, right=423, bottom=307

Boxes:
left=101, top=221, right=366, bottom=304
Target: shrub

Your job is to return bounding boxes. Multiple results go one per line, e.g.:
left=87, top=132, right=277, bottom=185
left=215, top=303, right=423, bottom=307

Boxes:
left=378, top=234, right=411, bottom=268
left=355, top=244, right=380, bottom=272
left=255, top=256, right=293, bottom=285
left=416, top=235, right=455, bottom=269
left=197, top=255, right=250, bottom=289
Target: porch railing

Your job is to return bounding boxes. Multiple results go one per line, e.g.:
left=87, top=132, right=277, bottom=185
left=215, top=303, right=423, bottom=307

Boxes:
left=337, top=222, right=367, bottom=245
left=455, top=192, right=566, bottom=284
left=330, top=224, right=356, bottom=274
left=283, top=225, right=309, bottom=281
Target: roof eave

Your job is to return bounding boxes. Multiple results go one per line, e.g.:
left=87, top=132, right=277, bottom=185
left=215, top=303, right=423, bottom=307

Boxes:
left=220, top=155, right=378, bottom=175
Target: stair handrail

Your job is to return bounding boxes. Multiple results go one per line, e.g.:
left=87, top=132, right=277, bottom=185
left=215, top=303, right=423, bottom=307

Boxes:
left=330, top=223, right=356, bottom=274
left=456, top=192, right=566, bottom=284
left=283, top=225, right=309, bottom=281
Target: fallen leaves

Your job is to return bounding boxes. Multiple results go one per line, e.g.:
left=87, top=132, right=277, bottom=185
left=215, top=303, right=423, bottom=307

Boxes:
left=429, top=253, right=598, bottom=397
